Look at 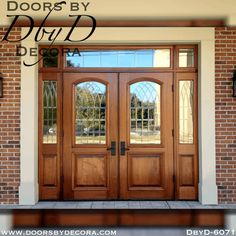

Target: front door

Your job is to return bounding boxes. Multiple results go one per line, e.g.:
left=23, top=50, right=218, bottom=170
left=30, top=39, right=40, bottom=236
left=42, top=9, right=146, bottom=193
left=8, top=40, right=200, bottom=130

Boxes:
left=119, top=73, right=173, bottom=199
left=63, top=73, right=118, bottom=199
left=63, top=72, right=173, bottom=200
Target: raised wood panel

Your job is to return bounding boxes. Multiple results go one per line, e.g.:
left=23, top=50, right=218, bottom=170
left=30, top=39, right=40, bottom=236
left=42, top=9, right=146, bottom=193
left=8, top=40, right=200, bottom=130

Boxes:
left=179, top=155, right=194, bottom=186
left=74, top=154, right=107, bottom=187
left=43, top=155, right=57, bottom=186
left=129, top=154, right=161, bottom=187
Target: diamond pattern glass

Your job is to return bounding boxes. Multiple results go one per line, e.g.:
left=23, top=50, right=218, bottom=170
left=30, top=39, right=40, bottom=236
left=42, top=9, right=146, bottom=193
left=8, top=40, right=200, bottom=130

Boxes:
left=43, top=81, right=57, bottom=143
left=75, top=82, right=106, bottom=144
left=130, top=81, right=161, bottom=144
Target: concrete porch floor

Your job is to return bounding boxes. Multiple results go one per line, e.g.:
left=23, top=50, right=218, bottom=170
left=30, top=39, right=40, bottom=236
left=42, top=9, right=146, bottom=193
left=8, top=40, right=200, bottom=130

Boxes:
left=0, top=201, right=236, bottom=209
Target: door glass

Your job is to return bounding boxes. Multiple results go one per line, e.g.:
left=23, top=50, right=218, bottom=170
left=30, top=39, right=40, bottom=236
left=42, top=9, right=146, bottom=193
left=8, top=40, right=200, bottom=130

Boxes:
left=179, top=80, right=194, bottom=144
left=43, top=81, right=57, bottom=143
left=130, top=81, right=161, bottom=144
left=75, top=82, right=106, bottom=144
left=66, top=49, right=171, bottom=68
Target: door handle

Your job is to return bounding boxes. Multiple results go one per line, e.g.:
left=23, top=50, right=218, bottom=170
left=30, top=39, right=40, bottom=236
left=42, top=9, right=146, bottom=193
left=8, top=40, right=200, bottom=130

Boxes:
left=107, top=141, right=116, bottom=156
left=120, top=141, right=130, bottom=156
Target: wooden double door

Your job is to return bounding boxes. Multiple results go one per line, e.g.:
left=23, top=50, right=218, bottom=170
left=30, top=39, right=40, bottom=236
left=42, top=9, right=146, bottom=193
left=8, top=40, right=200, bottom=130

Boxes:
left=63, top=72, right=173, bottom=200
left=39, top=71, right=198, bottom=200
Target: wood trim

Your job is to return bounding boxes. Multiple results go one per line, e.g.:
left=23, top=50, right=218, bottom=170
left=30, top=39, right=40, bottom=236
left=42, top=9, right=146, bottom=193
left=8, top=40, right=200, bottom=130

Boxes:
left=15, top=19, right=225, bottom=27
left=13, top=210, right=224, bottom=227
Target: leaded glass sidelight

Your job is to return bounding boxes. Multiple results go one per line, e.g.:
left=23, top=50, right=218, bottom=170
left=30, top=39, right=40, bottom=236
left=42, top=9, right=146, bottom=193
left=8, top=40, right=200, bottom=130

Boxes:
left=75, top=82, right=106, bottom=144
left=130, top=81, right=161, bottom=144
left=43, top=81, right=57, bottom=144
left=179, top=80, right=194, bottom=144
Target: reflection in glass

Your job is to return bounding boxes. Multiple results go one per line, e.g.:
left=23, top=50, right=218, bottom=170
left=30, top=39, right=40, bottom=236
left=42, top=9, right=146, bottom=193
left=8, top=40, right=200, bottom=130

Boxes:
left=75, top=82, right=106, bottom=144
left=43, top=81, right=57, bottom=143
left=179, top=49, right=194, bottom=67
left=153, top=49, right=171, bottom=67
left=43, top=49, right=58, bottom=68
left=66, top=49, right=170, bottom=68
left=130, top=82, right=161, bottom=144
left=179, top=81, right=194, bottom=144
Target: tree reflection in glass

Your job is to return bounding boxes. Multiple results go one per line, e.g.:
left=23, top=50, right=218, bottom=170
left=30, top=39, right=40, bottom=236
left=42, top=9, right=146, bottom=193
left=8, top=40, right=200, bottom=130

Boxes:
left=75, top=82, right=106, bottom=144
left=130, top=81, right=161, bottom=144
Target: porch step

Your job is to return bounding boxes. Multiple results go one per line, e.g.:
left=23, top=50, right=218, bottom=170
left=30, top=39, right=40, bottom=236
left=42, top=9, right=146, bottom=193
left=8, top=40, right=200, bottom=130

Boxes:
left=0, top=201, right=234, bottom=209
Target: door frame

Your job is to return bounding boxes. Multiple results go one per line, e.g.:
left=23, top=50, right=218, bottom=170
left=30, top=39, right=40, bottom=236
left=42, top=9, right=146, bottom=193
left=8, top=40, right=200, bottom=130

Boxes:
left=19, top=27, right=217, bottom=205
left=38, top=45, right=198, bottom=200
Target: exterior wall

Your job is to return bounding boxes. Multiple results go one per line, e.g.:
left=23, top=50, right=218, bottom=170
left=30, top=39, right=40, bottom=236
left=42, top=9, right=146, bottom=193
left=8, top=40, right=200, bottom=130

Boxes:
left=215, top=27, right=236, bottom=203
left=0, top=26, right=236, bottom=204
left=0, top=27, right=21, bottom=204
left=1, top=0, right=236, bottom=26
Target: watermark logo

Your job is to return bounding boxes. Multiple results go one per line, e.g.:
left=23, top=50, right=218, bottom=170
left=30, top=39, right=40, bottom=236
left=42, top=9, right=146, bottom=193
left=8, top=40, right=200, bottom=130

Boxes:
left=1, top=1, right=96, bottom=67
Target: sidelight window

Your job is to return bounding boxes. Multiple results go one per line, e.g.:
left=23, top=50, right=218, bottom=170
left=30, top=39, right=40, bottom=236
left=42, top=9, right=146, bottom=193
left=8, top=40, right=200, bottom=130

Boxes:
left=43, top=81, right=57, bottom=144
left=179, top=80, right=194, bottom=144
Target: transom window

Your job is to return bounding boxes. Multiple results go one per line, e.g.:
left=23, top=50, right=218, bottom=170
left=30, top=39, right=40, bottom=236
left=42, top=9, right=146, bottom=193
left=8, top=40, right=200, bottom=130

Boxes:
left=66, top=49, right=171, bottom=68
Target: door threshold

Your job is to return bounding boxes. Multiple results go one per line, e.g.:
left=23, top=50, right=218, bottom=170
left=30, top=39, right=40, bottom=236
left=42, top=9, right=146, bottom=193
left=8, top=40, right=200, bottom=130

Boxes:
left=1, top=201, right=231, bottom=209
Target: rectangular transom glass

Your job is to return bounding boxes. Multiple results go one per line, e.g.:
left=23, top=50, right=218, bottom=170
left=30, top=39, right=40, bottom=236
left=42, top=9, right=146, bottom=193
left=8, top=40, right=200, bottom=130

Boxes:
left=66, top=49, right=171, bottom=68
left=130, top=81, right=161, bottom=144
left=43, top=81, right=57, bottom=143
left=179, top=49, right=194, bottom=67
left=75, top=82, right=106, bottom=144
left=179, top=80, right=194, bottom=144
left=42, top=49, right=59, bottom=68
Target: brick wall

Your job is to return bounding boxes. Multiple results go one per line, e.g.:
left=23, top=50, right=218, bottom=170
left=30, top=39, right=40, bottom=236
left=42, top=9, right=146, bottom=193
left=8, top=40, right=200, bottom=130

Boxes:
left=0, top=27, right=21, bottom=204
left=215, top=27, right=236, bottom=203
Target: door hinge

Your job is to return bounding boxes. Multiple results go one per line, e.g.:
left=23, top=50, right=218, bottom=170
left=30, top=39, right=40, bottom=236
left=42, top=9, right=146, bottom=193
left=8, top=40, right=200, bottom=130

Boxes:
left=172, top=129, right=174, bottom=137
left=172, top=84, right=174, bottom=92
left=173, top=175, right=176, bottom=183
left=61, top=175, right=64, bottom=183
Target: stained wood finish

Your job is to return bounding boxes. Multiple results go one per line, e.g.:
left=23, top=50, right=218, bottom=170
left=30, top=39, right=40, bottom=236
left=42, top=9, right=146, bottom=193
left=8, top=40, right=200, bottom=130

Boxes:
left=63, top=73, right=118, bottom=199
left=15, top=19, right=225, bottom=27
left=38, top=45, right=199, bottom=200
left=38, top=73, right=62, bottom=200
left=119, top=73, right=174, bottom=199
left=13, top=210, right=224, bottom=227
left=175, top=72, right=198, bottom=199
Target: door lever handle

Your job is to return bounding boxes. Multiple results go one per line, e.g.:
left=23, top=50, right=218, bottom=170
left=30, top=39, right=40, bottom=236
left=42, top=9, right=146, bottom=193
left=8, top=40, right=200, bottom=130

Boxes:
left=120, top=141, right=129, bottom=156
left=107, top=141, right=116, bottom=156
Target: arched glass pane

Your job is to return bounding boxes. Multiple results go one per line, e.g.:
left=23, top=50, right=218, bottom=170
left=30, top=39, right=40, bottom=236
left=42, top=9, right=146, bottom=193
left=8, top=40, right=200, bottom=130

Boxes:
left=179, top=80, right=194, bottom=144
left=75, top=82, right=106, bottom=144
left=130, top=81, right=161, bottom=144
left=43, top=81, right=57, bottom=143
